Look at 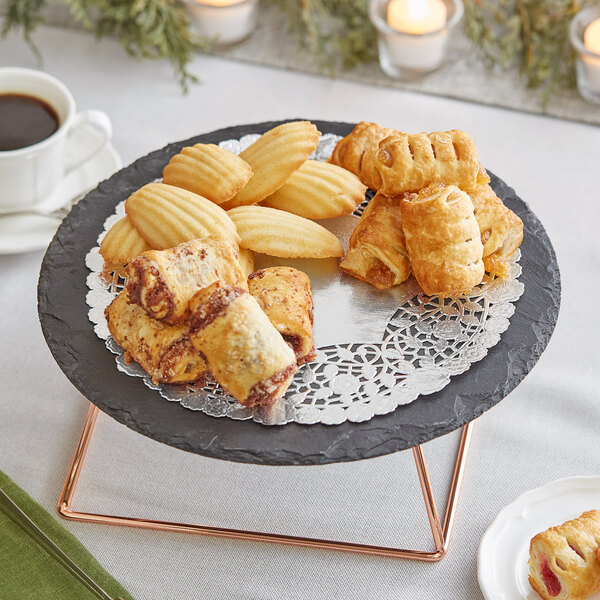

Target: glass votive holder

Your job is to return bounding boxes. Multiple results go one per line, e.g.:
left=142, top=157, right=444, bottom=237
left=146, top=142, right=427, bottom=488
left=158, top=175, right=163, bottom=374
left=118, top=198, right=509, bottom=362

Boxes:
left=369, top=0, right=464, bottom=80
left=187, top=0, right=258, bottom=47
left=570, top=5, right=600, bottom=104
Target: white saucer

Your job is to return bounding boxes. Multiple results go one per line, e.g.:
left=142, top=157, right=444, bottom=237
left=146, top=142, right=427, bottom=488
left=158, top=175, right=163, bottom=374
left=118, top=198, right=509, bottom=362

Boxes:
left=0, top=142, right=122, bottom=255
left=478, top=476, right=600, bottom=600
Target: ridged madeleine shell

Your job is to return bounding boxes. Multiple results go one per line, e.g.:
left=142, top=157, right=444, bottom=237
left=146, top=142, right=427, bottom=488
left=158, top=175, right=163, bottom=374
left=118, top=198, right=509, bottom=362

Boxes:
left=162, top=143, right=252, bottom=205
left=126, top=182, right=240, bottom=250
left=221, top=121, right=320, bottom=210
left=261, top=160, right=366, bottom=219
left=100, top=216, right=152, bottom=266
left=227, top=206, right=343, bottom=258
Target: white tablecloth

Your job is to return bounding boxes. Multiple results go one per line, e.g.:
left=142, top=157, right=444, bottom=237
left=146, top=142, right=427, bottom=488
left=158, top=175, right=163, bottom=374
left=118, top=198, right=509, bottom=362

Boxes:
left=1, top=25, right=599, bottom=600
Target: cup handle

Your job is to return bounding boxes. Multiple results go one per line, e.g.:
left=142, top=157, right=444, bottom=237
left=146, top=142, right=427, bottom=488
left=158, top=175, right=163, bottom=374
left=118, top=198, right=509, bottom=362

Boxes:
left=64, top=109, right=113, bottom=174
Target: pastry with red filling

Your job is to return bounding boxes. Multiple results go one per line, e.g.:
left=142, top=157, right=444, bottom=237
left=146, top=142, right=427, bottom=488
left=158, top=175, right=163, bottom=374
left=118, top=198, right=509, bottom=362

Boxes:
left=528, top=510, right=600, bottom=600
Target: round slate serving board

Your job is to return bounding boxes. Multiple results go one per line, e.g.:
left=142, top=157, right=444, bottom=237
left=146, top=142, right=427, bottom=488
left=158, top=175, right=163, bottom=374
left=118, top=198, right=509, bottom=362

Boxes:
left=38, top=120, right=561, bottom=466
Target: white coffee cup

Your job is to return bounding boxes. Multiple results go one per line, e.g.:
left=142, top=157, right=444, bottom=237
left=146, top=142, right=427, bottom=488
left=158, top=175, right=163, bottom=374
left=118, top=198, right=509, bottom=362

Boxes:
left=0, top=68, right=112, bottom=210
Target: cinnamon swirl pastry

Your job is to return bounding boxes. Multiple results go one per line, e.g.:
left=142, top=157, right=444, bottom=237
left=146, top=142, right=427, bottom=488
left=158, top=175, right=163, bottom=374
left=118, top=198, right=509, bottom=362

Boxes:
left=125, top=237, right=247, bottom=326
left=105, top=290, right=207, bottom=385
left=248, top=267, right=315, bottom=364
left=188, top=282, right=297, bottom=407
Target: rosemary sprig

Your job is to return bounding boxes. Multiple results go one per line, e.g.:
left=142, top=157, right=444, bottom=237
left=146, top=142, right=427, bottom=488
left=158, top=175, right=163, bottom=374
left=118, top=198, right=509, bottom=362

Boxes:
left=1, top=0, right=208, bottom=91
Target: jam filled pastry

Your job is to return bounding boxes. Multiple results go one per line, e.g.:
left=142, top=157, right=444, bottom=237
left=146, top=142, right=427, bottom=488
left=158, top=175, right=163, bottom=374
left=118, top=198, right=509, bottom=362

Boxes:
left=400, top=183, right=485, bottom=296
left=125, top=237, right=248, bottom=326
left=105, top=290, right=208, bottom=385
left=339, top=193, right=411, bottom=290
left=328, top=121, right=397, bottom=189
left=469, top=183, right=524, bottom=279
left=529, top=510, right=600, bottom=600
left=372, top=130, right=490, bottom=196
left=248, top=266, right=315, bottom=365
left=188, top=281, right=298, bottom=407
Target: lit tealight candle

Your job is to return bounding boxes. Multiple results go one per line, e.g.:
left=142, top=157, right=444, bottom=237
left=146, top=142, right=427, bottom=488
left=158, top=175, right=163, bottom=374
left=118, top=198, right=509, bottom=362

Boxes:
left=387, top=0, right=447, bottom=35
left=580, top=16, right=600, bottom=100
left=187, top=0, right=257, bottom=46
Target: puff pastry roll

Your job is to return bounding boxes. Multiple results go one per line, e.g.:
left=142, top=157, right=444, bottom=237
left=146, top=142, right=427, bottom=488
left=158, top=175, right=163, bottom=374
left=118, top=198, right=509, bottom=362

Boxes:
left=105, top=290, right=207, bottom=385
left=400, top=184, right=484, bottom=296
left=372, top=130, right=490, bottom=196
left=529, top=510, right=600, bottom=600
left=329, top=121, right=397, bottom=189
left=188, top=282, right=297, bottom=407
left=248, top=267, right=315, bottom=364
left=125, top=237, right=247, bottom=326
left=469, top=183, right=524, bottom=278
left=339, top=193, right=411, bottom=290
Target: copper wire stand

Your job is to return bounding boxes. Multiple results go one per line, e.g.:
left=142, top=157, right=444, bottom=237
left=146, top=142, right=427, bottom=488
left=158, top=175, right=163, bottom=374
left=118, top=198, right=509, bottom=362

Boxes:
left=58, top=403, right=473, bottom=561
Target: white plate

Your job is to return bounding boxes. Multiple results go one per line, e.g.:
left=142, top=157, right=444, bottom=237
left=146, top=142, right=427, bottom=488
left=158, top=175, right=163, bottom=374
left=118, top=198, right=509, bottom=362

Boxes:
left=0, top=142, right=121, bottom=255
left=478, top=476, right=600, bottom=600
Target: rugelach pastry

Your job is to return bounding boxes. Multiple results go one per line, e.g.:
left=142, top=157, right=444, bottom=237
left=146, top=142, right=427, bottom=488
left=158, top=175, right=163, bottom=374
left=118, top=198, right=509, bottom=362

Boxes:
left=328, top=121, right=397, bottom=189
left=188, top=281, right=298, bottom=407
left=105, top=290, right=207, bottom=385
left=469, top=183, right=524, bottom=278
left=125, top=182, right=240, bottom=250
left=372, top=130, right=490, bottom=196
left=261, top=159, right=366, bottom=219
left=248, top=267, right=315, bottom=364
left=400, top=183, right=485, bottom=296
left=221, top=121, right=320, bottom=210
left=339, top=193, right=411, bottom=289
left=529, top=510, right=600, bottom=600
left=125, top=237, right=248, bottom=325
left=162, top=143, right=253, bottom=205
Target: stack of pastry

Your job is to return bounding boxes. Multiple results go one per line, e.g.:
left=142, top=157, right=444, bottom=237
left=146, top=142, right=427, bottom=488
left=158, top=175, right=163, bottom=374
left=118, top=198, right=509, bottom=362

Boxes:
left=330, top=122, right=524, bottom=296
left=100, top=120, right=369, bottom=275
left=105, top=238, right=315, bottom=407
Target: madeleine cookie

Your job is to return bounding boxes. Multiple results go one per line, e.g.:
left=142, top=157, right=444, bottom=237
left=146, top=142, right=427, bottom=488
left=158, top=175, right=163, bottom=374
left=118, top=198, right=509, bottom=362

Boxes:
left=125, top=182, right=240, bottom=250
left=99, top=216, right=152, bottom=269
left=228, top=205, right=343, bottom=258
left=238, top=247, right=255, bottom=277
left=261, top=160, right=366, bottom=219
left=221, top=121, right=321, bottom=210
left=162, top=143, right=252, bottom=205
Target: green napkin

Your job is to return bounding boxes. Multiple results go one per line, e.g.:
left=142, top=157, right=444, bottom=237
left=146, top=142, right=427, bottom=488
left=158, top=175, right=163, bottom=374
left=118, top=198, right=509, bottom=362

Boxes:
left=0, top=470, right=135, bottom=600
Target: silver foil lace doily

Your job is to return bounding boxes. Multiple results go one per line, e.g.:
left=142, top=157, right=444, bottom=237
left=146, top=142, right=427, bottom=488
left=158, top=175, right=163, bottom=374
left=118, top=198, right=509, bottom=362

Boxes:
left=86, top=132, right=524, bottom=426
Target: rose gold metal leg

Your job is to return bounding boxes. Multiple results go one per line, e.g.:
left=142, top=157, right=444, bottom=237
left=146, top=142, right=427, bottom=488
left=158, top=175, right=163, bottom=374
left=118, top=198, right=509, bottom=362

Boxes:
left=58, top=403, right=473, bottom=561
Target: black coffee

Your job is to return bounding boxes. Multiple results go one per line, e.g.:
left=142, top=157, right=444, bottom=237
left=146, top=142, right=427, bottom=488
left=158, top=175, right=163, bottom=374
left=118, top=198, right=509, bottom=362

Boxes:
left=0, top=94, right=60, bottom=151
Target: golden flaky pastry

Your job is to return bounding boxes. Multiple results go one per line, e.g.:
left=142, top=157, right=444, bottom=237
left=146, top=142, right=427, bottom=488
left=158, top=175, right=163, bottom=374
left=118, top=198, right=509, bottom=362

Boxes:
left=248, top=267, right=315, bottom=364
left=328, top=121, right=397, bottom=189
left=339, top=193, right=411, bottom=290
left=221, top=121, right=320, bottom=210
left=162, top=143, right=253, bottom=205
left=400, top=184, right=484, bottom=296
left=372, top=130, right=490, bottom=196
left=237, top=247, right=255, bottom=278
left=188, top=281, right=297, bottom=407
left=227, top=205, right=344, bottom=258
left=105, top=290, right=207, bottom=385
left=99, top=216, right=151, bottom=270
left=261, top=159, right=366, bottom=219
left=125, top=237, right=247, bottom=326
left=125, top=182, right=239, bottom=250
left=469, top=183, right=523, bottom=278
left=529, top=510, right=600, bottom=600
